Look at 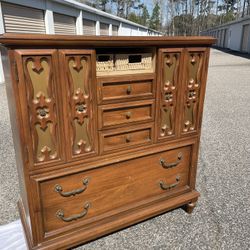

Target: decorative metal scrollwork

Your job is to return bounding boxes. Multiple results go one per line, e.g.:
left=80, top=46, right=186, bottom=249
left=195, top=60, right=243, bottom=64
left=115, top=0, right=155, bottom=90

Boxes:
left=183, top=52, right=204, bottom=133
left=56, top=202, right=90, bottom=222
left=54, top=178, right=89, bottom=197
left=159, top=175, right=180, bottom=190
left=159, top=152, right=182, bottom=169
left=159, top=52, right=180, bottom=138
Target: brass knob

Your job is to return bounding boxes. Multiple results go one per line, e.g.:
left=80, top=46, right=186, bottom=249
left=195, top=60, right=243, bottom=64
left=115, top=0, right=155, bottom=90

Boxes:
left=125, top=135, right=131, bottom=143
left=126, top=85, right=132, bottom=95
left=125, top=111, right=132, bottom=119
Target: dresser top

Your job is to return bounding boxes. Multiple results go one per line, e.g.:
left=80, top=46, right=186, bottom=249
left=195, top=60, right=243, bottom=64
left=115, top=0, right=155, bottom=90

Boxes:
left=0, top=33, right=216, bottom=47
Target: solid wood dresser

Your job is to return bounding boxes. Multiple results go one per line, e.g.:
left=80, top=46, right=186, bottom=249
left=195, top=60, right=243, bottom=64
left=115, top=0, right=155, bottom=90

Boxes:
left=0, top=34, right=215, bottom=250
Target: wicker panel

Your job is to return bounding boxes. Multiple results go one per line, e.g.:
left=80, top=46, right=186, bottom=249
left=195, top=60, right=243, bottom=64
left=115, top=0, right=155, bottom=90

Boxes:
left=96, top=53, right=153, bottom=75
left=115, top=53, right=152, bottom=71
left=96, top=54, right=114, bottom=72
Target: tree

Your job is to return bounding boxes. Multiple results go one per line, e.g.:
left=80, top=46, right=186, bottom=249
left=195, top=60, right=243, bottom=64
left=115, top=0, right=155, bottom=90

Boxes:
left=128, top=12, right=139, bottom=23
left=140, top=5, right=150, bottom=26
left=98, top=0, right=110, bottom=11
left=149, top=2, right=161, bottom=30
left=125, top=0, right=140, bottom=18
left=111, top=0, right=141, bottom=18
left=242, top=0, right=250, bottom=16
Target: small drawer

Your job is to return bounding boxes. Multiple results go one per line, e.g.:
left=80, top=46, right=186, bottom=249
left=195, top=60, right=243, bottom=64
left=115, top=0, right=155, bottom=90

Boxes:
left=97, top=74, right=155, bottom=104
left=98, top=100, right=155, bottom=130
left=99, top=124, right=153, bottom=154
left=34, top=144, right=193, bottom=235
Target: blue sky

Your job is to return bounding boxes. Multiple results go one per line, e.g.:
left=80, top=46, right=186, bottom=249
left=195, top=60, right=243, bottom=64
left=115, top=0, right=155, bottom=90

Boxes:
left=141, top=0, right=156, bottom=14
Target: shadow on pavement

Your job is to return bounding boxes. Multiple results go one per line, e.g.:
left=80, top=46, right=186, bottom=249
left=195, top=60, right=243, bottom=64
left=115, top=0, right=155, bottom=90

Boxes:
left=213, top=46, right=250, bottom=60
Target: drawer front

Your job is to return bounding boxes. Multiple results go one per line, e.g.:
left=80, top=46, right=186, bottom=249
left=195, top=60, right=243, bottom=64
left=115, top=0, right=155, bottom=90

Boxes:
left=99, top=124, right=153, bottom=154
left=98, top=100, right=155, bottom=129
left=98, top=77, right=154, bottom=103
left=37, top=145, right=192, bottom=234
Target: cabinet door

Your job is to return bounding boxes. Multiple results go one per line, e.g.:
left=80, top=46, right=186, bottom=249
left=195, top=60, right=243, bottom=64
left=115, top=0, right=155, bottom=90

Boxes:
left=14, top=50, right=65, bottom=168
left=180, top=48, right=209, bottom=135
left=156, top=48, right=184, bottom=141
left=59, top=50, right=98, bottom=160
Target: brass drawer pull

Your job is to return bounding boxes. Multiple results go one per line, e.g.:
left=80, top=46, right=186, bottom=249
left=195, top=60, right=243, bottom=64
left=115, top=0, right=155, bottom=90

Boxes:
left=54, top=178, right=89, bottom=197
left=125, top=111, right=132, bottom=119
left=159, top=175, right=180, bottom=190
left=56, top=202, right=90, bottom=222
left=160, top=152, right=182, bottom=169
left=126, top=85, right=132, bottom=95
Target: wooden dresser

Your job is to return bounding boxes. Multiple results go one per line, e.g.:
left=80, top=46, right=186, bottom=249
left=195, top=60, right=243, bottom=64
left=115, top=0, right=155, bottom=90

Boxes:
left=0, top=34, right=215, bottom=250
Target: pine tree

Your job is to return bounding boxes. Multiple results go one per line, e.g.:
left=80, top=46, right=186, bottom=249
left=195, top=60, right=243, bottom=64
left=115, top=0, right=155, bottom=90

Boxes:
left=140, top=5, right=150, bottom=26
left=149, top=2, right=161, bottom=30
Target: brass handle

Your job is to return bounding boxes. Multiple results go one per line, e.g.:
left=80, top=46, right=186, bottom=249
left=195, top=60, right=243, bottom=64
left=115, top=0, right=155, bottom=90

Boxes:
left=159, top=175, right=180, bottom=190
left=56, top=202, right=90, bottom=222
left=126, top=85, right=132, bottom=95
left=160, top=152, right=182, bottom=169
left=54, top=178, right=89, bottom=197
left=125, top=111, right=132, bottom=119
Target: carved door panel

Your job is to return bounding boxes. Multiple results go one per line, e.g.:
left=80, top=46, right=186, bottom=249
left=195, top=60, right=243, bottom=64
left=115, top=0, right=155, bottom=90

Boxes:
left=180, top=48, right=209, bottom=135
left=59, top=50, right=97, bottom=160
left=14, top=50, right=64, bottom=168
left=156, top=48, right=184, bottom=141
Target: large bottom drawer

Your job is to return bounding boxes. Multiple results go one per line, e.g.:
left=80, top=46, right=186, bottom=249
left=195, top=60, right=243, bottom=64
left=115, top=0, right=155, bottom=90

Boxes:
left=34, top=144, right=193, bottom=237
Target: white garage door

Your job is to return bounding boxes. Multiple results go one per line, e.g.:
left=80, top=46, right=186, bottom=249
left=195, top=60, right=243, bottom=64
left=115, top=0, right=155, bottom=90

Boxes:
left=112, top=25, right=118, bottom=36
left=83, top=19, right=96, bottom=35
left=2, top=2, right=46, bottom=34
left=54, top=13, right=76, bottom=35
left=241, top=24, right=250, bottom=52
left=100, top=23, right=109, bottom=36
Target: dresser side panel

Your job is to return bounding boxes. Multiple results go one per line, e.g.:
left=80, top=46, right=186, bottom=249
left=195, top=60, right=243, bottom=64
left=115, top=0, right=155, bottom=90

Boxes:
left=0, top=47, right=33, bottom=239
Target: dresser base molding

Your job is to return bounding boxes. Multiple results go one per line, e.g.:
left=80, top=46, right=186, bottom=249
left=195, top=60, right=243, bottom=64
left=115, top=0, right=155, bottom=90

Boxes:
left=19, top=191, right=199, bottom=250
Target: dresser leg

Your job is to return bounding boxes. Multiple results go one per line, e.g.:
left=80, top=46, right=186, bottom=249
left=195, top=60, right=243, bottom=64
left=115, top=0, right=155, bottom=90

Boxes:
left=183, top=201, right=197, bottom=214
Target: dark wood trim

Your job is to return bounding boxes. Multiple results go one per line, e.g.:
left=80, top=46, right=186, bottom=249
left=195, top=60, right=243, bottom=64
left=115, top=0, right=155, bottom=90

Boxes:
left=0, top=34, right=216, bottom=47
